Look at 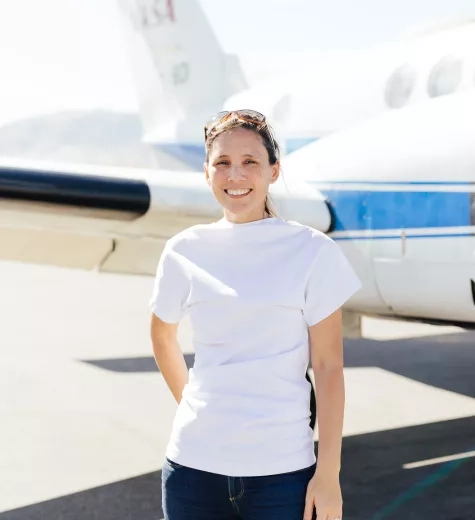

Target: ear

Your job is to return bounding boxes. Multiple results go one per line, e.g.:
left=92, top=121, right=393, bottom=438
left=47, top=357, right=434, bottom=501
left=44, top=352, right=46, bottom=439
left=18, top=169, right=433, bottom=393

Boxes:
left=204, top=162, right=211, bottom=186
left=269, top=162, right=280, bottom=184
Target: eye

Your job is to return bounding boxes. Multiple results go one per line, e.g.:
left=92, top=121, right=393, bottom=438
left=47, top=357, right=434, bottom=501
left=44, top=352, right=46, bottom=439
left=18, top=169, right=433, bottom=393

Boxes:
left=216, top=160, right=229, bottom=166
left=244, top=159, right=257, bottom=164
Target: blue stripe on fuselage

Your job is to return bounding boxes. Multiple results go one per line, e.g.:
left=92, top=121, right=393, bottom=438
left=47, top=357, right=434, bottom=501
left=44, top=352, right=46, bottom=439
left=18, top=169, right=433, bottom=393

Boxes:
left=154, top=143, right=206, bottom=170
left=332, top=233, right=473, bottom=240
left=318, top=188, right=471, bottom=232
left=151, top=140, right=473, bottom=233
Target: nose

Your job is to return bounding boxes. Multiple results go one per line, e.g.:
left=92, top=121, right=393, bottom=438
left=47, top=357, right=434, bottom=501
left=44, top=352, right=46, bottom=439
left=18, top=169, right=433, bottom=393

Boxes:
left=227, top=165, right=246, bottom=182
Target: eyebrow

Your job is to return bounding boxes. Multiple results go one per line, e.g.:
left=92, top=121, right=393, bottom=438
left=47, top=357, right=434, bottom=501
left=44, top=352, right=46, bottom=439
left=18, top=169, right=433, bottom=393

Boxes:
left=215, top=153, right=257, bottom=159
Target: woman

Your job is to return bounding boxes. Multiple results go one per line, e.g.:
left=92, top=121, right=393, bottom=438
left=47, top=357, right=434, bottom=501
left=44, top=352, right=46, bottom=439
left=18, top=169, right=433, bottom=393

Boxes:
left=149, top=110, right=361, bottom=520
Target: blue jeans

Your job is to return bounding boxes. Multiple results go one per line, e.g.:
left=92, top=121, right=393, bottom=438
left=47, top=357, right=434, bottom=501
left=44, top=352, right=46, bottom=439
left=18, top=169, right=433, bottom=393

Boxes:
left=162, top=457, right=317, bottom=520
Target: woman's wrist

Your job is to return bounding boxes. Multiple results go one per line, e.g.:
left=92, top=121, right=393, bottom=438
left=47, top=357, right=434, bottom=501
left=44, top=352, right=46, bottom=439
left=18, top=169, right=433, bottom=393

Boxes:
left=315, top=463, right=341, bottom=478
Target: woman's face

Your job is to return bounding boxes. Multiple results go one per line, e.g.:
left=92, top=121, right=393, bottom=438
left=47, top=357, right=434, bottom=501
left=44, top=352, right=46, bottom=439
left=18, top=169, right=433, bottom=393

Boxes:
left=204, top=127, right=280, bottom=224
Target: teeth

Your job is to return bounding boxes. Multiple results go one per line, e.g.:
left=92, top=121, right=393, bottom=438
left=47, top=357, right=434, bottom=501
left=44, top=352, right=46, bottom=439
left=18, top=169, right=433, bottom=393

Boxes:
left=226, top=189, right=251, bottom=196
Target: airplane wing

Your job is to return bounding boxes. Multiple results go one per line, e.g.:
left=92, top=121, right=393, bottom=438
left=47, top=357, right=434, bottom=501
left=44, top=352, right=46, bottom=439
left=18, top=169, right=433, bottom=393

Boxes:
left=0, top=157, right=332, bottom=275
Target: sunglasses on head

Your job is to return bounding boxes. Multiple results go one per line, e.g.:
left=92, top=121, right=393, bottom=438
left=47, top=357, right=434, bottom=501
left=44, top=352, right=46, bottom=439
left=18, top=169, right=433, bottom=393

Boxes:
left=204, top=109, right=267, bottom=139
left=204, top=110, right=278, bottom=157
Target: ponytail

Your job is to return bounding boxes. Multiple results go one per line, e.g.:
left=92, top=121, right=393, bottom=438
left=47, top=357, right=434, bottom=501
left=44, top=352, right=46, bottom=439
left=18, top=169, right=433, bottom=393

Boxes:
left=264, top=194, right=278, bottom=217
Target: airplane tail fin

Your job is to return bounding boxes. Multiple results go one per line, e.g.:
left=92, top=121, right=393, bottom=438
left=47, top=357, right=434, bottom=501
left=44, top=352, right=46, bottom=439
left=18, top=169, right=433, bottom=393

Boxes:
left=118, top=0, right=247, bottom=144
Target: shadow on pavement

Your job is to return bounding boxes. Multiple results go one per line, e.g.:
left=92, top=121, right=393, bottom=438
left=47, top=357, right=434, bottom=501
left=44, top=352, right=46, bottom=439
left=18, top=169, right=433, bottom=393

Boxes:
left=82, top=353, right=195, bottom=373
left=3, top=416, right=474, bottom=520
left=1, top=470, right=163, bottom=520
left=16, top=331, right=470, bottom=519
left=341, top=415, right=475, bottom=519
left=82, top=331, right=475, bottom=398
left=344, top=331, right=475, bottom=398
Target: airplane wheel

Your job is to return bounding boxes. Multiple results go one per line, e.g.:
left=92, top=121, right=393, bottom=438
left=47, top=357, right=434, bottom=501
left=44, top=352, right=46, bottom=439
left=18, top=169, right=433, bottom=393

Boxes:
left=306, top=370, right=317, bottom=431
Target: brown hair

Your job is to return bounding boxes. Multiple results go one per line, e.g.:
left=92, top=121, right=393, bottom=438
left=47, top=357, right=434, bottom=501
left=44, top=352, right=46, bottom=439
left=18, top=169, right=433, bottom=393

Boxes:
left=204, top=115, right=281, bottom=217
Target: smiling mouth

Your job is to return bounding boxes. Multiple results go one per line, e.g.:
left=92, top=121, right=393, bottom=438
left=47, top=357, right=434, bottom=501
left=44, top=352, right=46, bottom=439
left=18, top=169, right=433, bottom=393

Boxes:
left=224, top=189, right=253, bottom=198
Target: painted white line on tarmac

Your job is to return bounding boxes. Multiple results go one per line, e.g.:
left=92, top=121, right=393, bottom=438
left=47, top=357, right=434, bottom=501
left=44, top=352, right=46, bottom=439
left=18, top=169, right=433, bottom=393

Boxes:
left=403, top=450, right=475, bottom=469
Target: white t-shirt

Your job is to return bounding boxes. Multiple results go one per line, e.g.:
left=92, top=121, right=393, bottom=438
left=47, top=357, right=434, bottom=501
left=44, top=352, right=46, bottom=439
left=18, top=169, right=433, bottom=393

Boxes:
left=149, top=216, right=361, bottom=477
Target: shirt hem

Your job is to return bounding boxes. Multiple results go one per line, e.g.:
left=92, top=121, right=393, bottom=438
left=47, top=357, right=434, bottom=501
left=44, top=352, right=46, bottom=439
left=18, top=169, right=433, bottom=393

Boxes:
left=165, top=445, right=316, bottom=477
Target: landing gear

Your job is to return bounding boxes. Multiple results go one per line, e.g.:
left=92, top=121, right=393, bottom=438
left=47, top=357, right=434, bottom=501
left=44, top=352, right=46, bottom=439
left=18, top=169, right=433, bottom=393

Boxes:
left=342, top=309, right=362, bottom=338
left=306, top=370, right=317, bottom=431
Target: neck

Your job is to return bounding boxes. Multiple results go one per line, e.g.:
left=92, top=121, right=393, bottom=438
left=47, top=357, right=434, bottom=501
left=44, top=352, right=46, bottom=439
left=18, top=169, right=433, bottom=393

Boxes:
left=223, top=208, right=268, bottom=224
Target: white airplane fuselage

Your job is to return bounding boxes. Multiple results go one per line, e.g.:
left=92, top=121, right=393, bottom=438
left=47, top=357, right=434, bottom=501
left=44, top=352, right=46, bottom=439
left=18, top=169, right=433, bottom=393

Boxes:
left=134, top=12, right=475, bottom=327
left=2, top=5, right=475, bottom=329
left=293, top=90, right=475, bottom=326
left=144, top=19, right=475, bottom=170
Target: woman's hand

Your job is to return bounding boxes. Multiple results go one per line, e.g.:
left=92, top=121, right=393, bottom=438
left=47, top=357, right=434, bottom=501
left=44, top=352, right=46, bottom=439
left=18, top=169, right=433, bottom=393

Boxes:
left=303, top=470, right=343, bottom=520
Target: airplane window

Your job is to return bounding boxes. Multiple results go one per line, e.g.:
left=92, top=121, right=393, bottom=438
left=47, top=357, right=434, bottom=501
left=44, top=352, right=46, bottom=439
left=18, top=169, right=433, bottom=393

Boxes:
left=427, top=56, right=462, bottom=98
left=384, top=64, right=417, bottom=109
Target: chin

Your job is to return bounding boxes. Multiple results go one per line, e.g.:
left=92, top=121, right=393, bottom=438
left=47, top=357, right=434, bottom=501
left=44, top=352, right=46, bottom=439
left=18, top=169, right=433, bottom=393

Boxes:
left=224, top=202, right=253, bottom=214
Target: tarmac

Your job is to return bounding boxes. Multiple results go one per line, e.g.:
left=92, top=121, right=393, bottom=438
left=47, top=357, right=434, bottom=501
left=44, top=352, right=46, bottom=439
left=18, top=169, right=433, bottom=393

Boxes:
left=1, top=260, right=474, bottom=520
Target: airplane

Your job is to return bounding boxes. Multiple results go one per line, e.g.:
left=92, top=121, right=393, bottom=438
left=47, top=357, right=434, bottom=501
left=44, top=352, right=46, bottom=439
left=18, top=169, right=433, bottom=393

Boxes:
left=1, top=1, right=475, bottom=339
left=116, top=1, right=475, bottom=168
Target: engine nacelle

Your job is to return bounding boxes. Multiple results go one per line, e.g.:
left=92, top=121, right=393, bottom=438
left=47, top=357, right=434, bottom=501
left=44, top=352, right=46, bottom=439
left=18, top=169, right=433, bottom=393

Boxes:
left=0, top=157, right=332, bottom=275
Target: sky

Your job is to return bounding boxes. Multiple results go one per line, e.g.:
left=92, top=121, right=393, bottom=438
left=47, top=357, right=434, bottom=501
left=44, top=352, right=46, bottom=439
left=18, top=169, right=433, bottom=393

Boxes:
left=0, top=0, right=474, bottom=127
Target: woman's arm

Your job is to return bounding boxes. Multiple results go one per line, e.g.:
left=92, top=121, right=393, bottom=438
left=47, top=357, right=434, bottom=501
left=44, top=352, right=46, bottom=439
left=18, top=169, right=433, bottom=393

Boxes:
left=304, top=307, right=345, bottom=520
left=309, top=307, right=345, bottom=475
left=150, top=313, right=189, bottom=403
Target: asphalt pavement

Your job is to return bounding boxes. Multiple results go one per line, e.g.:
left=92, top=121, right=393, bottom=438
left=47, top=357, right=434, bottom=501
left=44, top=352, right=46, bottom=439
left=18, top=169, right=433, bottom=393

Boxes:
left=1, top=260, right=474, bottom=520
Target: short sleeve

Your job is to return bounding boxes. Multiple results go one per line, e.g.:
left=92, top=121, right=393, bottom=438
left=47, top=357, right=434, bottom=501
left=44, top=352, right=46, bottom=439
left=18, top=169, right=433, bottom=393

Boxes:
left=303, top=238, right=362, bottom=326
left=149, top=240, right=189, bottom=324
